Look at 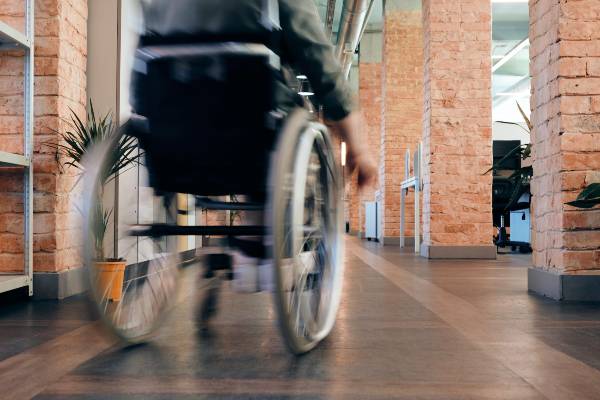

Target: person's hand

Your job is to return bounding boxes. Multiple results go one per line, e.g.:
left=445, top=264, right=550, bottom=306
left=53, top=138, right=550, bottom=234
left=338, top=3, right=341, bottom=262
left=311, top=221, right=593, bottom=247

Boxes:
left=328, top=112, right=377, bottom=190
left=348, top=151, right=377, bottom=189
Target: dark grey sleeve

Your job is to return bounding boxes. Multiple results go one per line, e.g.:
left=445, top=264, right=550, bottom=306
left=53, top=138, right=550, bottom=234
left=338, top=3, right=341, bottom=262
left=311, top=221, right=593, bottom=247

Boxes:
left=279, top=0, right=354, bottom=121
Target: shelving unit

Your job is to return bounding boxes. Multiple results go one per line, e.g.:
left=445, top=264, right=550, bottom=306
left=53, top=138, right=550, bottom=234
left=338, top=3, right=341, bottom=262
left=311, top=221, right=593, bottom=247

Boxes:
left=0, top=0, right=34, bottom=296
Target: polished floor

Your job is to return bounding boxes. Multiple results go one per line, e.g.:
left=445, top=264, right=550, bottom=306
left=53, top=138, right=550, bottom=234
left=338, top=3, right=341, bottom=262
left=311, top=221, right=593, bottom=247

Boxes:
left=1, top=237, right=600, bottom=399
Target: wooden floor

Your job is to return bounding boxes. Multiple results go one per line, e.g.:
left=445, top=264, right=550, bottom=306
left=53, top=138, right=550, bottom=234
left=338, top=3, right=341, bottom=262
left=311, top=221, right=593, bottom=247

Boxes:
left=1, top=237, right=600, bottom=399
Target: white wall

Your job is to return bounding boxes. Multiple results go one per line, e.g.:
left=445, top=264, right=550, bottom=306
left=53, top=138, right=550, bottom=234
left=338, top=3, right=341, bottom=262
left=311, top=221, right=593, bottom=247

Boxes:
left=87, top=0, right=120, bottom=259
left=118, top=0, right=196, bottom=263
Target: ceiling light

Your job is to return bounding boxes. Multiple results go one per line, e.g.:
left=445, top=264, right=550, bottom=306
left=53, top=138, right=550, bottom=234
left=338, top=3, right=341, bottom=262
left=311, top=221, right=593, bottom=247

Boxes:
left=299, top=91, right=314, bottom=96
left=296, top=75, right=307, bottom=80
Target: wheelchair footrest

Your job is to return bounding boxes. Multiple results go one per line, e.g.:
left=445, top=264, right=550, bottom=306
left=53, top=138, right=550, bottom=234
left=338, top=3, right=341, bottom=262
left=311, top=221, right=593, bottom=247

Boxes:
left=228, top=237, right=267, bottom=259
left=196, top=197, right=264, bottom=211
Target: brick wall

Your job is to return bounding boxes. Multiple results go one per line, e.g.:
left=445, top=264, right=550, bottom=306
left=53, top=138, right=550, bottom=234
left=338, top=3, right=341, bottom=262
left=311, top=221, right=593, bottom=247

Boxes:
left=358, top=62, right=382, bottom=234
left=0, top=0, right=87, bottom=273
left=530, top=0, right=600, bottom=273
left=380, top=10, right=423, bottom=240
left=421, top=0, right=493, bottom=248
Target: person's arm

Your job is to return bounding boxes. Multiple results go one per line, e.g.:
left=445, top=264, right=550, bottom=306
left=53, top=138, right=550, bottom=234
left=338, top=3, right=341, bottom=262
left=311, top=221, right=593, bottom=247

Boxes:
left=330, top=113, right=377, bottom=188
left=279, top=0, right=352, bottom=121
left=279, top=0, right=376, bottom=187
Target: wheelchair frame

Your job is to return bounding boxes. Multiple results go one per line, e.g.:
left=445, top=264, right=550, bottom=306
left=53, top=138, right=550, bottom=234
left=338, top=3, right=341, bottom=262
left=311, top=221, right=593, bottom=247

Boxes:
left=82, top=7, right=344, bottom=351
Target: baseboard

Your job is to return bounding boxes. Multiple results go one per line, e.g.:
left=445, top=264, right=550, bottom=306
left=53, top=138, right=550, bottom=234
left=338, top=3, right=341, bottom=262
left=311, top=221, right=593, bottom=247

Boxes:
left=420, top=244, right=497, bottom=259
left=32, top=249, right=199, bottom=300
left=400, top=237, right=416, bottom=247
left=528, top=268, right=600, bottom=302
left=33, top=266, right=87, bottom=300
left=383, top=236, right=400, bottom=245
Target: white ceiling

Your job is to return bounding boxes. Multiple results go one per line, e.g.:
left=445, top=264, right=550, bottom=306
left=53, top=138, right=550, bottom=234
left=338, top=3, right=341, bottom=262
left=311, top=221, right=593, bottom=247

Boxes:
left=491, top=1, right=530, bottom=120
left=314, top=0, right=384, bottom=37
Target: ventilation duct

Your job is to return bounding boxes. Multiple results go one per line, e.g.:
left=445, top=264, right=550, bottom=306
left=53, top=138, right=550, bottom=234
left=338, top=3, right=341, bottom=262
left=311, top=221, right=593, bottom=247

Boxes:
left=334, top=0, right=375, bottom=78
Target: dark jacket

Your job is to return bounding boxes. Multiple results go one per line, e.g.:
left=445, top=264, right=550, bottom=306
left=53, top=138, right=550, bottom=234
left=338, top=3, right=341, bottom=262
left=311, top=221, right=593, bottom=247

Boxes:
left=141, top=0, right=353, bottom=121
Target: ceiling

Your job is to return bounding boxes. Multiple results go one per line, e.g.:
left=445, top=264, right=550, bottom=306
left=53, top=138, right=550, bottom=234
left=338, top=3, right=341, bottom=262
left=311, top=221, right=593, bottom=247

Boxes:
left=491, top=1, right=530, bottom=122
left=313, top=0, right=384, bottom=38
left=313, top=0, right=530, bottom=122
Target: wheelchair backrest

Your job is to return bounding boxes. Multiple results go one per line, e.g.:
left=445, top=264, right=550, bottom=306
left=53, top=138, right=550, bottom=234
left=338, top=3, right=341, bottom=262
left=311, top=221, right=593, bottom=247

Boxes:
left=141, top=0, right=280, bottom=46
left=131, top=0, right=283, bottom=126
left=127, top=0, right=286, bottom=196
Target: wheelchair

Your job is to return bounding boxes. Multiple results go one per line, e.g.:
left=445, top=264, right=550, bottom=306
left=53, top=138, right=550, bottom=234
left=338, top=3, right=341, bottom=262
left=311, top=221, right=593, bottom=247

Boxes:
left=81, top=34, right=344, bottom=354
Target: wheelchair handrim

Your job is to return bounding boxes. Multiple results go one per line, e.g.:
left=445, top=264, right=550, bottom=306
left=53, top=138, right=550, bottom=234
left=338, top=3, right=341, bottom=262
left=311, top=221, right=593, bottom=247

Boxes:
left=269, top=108, right=344, bottom=354
left=81, top=132, right=181, bottom=344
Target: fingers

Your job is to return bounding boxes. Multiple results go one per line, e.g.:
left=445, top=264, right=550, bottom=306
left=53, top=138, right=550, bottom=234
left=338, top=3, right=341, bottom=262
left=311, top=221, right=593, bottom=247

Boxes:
left=357, top=161, right=377, bottom=189
left=348, top=153, right=377, bottom=190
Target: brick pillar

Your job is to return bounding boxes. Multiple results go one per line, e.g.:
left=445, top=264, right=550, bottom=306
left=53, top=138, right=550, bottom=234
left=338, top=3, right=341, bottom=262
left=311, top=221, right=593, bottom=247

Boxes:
left=379, top=1, right=423, bottom=245
left=358, top=59, right=383, bottom=236
left=420, top=0, right=495, bottom=259
left=528, top=0, right=600, bottom=301
left=0, top=1, right=87, bottom=295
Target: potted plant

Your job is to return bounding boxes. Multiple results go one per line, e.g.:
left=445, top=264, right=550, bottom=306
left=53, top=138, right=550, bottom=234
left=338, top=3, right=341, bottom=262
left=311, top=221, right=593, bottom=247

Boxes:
left=51, top=100, right=138, bottom=301
left=486, top=102, right=533, bottom=209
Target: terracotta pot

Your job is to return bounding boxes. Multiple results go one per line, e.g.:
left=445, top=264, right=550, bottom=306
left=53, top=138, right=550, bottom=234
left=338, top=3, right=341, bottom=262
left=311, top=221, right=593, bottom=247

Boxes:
left=95, top=260, right=126, bottom=302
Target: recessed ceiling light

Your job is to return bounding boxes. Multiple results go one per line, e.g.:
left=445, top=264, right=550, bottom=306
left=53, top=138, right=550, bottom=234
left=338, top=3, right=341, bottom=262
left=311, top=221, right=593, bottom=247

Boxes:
left=299, top=91, right=314, bottom=96
left=297, top=75, right=308, bottom=80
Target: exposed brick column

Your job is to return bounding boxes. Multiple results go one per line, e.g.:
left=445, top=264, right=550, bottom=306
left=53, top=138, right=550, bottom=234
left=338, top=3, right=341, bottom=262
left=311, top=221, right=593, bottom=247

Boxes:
left=420, top=0, right=495, bottom=258
left=0, top=1, right=87, bottom=286
left=358, top=60, right=382, bottom=235
left=379, top=1, right=423, bottom=245
left=528, top=0, right=600, bottom=300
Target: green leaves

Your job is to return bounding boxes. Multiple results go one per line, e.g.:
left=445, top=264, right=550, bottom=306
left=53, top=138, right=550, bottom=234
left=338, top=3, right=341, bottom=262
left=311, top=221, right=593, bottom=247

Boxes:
left=488, top=102, right=534, bottom=212
left=54, top=100, right=114, bottom=171
left=484, top=143, right=532, bottom=175
left=516, top=101, right=532, bottom=132
left=92, top=201, right=113, bottom=261
left=567, top=183, right=600, bottom=209
left=48, top=99, right=140, bottom=261
left=50, top=100, right=139, bottom=186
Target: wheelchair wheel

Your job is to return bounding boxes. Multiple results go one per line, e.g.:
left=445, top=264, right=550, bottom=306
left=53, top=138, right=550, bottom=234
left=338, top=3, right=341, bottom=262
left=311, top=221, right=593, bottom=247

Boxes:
left=270, top=109, right=344, bottom=354
left=82, top=131, right=181, bottom=343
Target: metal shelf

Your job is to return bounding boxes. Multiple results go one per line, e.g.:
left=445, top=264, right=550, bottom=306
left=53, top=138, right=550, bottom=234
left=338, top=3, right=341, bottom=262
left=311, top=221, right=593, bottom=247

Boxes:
left=0, top=275, right=31, bottom=294
left=0, top=1, right=34, bottom=296
left=0, top=151, right=29, bottom=167
left=0, top=20, right=30, bottom=50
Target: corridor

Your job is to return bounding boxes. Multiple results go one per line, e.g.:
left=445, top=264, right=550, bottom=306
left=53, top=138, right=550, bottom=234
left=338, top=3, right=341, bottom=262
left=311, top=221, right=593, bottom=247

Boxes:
left=1, top=238, right=600, bottom=400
